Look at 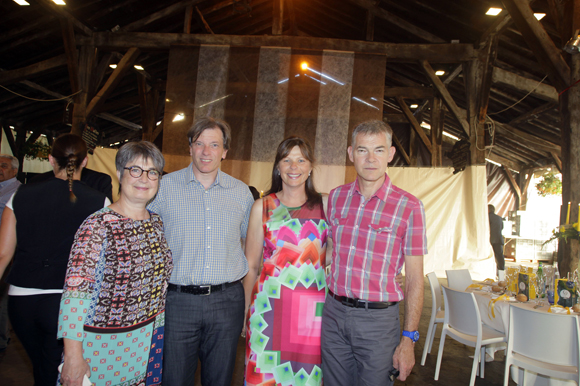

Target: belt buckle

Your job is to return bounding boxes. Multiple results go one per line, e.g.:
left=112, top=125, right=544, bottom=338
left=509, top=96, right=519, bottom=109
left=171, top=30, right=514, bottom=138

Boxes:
left=200, top=285, right=211, bottom=296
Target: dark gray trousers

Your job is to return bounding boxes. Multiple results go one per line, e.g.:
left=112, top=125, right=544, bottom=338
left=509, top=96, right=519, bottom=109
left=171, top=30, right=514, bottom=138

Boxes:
left=321, top=295, right=400, bottom=386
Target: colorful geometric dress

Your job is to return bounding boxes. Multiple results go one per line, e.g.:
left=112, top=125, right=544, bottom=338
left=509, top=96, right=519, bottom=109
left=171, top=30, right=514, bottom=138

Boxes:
left=245, top=193, right=327, bottom=386
left=57, top=208, right=173, bottom=386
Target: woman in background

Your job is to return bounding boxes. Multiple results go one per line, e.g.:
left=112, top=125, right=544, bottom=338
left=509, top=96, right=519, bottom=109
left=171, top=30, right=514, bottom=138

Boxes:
left=243, top=137, right=327, bottom=386
left=0, top=134, right=108, bottom=386
left=58, top=141, right=172, bottom=386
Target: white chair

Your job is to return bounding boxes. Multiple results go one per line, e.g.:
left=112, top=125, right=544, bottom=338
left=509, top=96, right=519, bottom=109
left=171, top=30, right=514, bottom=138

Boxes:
left=434, top=285, right=506, bottom=386
left=504, top=305, right=580, bottom=386
left=445, top=269, right=473, bottom=291
left=421, top=272, right=445, bottom=366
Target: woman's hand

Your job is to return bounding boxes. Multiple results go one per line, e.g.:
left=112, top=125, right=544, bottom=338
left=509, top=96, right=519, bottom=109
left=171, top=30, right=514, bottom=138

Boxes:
left=61, top=339, right=90, bottom=386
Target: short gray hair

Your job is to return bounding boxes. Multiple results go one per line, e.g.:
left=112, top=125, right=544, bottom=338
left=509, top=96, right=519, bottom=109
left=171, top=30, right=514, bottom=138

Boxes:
left=351, top=120, right=393, bottom=148
left=115, top=141, right=165, bottom=180
left=187, top=117, right=231, bottom=150
left=0, top=154, right=19, bottom=170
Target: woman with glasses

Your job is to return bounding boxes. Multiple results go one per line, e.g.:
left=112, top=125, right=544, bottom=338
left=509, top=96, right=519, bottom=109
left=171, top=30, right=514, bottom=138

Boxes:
left=0, top=134, right=109, bottom=386
left=58, top=141, right=172, bottom=386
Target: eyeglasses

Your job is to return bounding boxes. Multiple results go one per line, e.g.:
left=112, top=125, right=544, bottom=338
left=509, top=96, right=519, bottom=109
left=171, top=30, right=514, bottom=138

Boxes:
left=124, top=166, right=161, bottom=181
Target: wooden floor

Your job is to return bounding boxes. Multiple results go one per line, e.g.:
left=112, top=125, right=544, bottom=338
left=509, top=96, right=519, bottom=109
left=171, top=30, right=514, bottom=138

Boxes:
left=0, top=277, right=516, bottom=385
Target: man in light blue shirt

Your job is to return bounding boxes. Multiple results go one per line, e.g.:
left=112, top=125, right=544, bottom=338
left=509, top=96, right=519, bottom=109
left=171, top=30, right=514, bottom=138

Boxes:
left=0, top=154, right=20, bottom=352
left=148, top=117, right=254, bottom=385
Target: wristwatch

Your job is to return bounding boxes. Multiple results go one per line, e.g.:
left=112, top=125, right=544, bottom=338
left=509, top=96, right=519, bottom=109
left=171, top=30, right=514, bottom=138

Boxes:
left=402, top=330, right=420, bottom=343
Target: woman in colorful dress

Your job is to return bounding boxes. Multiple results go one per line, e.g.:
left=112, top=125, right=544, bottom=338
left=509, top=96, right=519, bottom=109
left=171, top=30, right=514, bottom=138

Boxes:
left=0, top=134, right=109, bottom=386
left=58, top=141, right=172, bottom=386
left=243, top=137, right=327, bottom=386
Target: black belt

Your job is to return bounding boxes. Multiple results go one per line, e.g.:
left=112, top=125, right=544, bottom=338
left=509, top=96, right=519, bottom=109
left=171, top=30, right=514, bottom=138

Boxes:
left=329, top=290, right=398, bottom=309
left=168, top=280, right=240, bottom=296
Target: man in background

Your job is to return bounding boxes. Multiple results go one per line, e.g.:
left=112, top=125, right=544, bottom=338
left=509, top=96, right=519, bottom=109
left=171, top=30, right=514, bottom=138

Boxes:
left=0, top=155, right=20, bottom=353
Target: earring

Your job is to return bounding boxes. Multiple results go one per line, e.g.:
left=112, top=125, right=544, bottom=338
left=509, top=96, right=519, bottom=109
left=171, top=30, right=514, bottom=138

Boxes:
left=308, top=171, right=311, bottom=176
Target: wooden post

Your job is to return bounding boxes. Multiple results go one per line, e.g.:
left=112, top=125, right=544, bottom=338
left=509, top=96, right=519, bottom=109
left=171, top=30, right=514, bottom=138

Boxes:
left=463, top=60, right=486, bottom=165
left=72, top=44, right=95, bottom=136
left=430, top=97, right=444, bottom=166
left=273, top=0, right=284, bottom=35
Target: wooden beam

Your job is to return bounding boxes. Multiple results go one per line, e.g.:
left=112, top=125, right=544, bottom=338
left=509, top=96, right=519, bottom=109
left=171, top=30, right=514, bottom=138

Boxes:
left=0, top=55, right=68, bottom=86
left=61, top=18, right=80, bottom=94
left=37, top=0, right=93, bottom=36
left=443, top=64, right=463, bottom=85
left=477, top=35, right=499, bottom=122
left=72, top=45, right=96, bottom=136
left=551, top=151, right=563, bottom=174
left=346, top=0, right=445, bottom=43
left=384, top=113, right=408, bottom=124
left=273, top=0, right=284, bottom=35
left=151, top=120, right=164, bottom=143
left=493, top=121, right=561, bottom=156
left=121, top=0, right=203, bottom=32
left=86, top=47, right=140, bottom=117
left=1, top=123, right=17, bottom=157
left=503, top=165, right=522, bottom=201
left=91, top=52, right=115, bottom=98
left=478, top=10, right=512, bottom=47
left=390, top=130, right=411, bottom=165
left=420, top=60, right=470, bottom=136
left=365, top=10, right=374, bottom=41
left=502, top=0, right=570, bottom=92
left=396, top=96, right=432, bottom=153
left=194, top=6, right=214, bottom=34
left=19, top=80, right=67, bottom=100
left=487, top=152, right=523, bottom=172
left=384, top=87, right=434, bottom=99
left=430, top=97, right=444, bottom=166
left=84, top=32, right=478, bottom=62
left=492, top=67, right=558, bottom=103
left=509, top=102, right=558, bottom=126
left=184, top=5, right=194, bottom=33
left=286, top=0, right=298, bottom=36
left=96, top=113, right=142, bottom=131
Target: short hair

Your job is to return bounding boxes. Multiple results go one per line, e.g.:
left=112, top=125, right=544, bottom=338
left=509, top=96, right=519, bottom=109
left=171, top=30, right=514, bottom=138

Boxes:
left=351, top=120, right=393, bottom=148
left=116, top=141, right=165, bottom=180
left=187, top=117, right=231, bottom=150
left=488, top=204, right=495, bottom=213
left=0, top=154, right=18, bottom=170
left=266, top=136, right=321, bottom=209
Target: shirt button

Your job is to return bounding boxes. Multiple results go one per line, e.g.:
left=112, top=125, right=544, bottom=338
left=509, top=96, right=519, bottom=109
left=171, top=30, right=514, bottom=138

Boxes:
left=207, top=226, right=211, bottom=230
left=350, top=246, right=355, bottom=249
left=207, top=245, right=211, bottom=249
left=206, top=208, right=210, bottom=211
left=205, top=191, right=208, bottom=194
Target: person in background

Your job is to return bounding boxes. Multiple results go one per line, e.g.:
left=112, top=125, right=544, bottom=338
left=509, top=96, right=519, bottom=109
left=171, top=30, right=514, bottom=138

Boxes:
left=148, top=117, right=254, bottom=386
left=0, top=134, right=109, bottom=386
left=244, top=137, right=327, bottom=386
left=0, top=154, right=20, bottom=353
left=249, top=185, right=260, bottom=200
left=58, top=141, right=172, bottom=386
left=488, top=204, right=505, bottom=272
left=322, top=120, right=427, bottom=385
left=31, top=166, right=113, bottom=202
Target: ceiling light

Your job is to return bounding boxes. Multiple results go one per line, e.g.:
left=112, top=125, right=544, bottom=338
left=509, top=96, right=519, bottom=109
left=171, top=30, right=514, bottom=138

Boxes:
left=564, top=29, right=580, bottom=54
left=134, top=65, right=144, bottom=70
left=173, top=113, right=185, bottom=122
left=109, top=64, right=117, bottom=69
left=534, top=13, right=546, bottom=20
left=156, top=121, right=162, bottom=126
left=300, top=62, right=309, bottom=70
left=485, top=158, right=502, bottom=166
left=13, top=0, right=30, bottom=5
left=410, top=104, right=419, bottom=109
left=486, top=7, right=502, bottom=16
left=420, top=122, right=431, bottom=129
left=443, top=131, right=460, bottom=141
left=52, top=0, right=66, bottom=4
left=435, top=70, right=445, bottom=76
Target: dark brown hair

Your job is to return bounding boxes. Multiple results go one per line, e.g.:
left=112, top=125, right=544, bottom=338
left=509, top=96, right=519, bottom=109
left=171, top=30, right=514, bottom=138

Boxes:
left=266, top=136, right=321, bottom=209
left=187, top=116, right=231, bottom=150
left=51, top=134, right=87, bottom=202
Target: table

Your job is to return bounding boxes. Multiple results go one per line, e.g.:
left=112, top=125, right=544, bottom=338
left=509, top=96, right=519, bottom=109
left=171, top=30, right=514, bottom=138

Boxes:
left=469, top=287, right=577, bottom=386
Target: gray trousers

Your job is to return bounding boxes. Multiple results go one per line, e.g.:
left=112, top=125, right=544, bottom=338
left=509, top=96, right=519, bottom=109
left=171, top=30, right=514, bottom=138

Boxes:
left=321, top=295, right=400, bottom=386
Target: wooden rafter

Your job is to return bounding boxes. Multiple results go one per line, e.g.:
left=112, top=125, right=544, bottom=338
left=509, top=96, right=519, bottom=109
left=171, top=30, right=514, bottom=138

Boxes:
left=551, top=151, right=563, bottom=173
left=0, top=55, right=68, bottom=86
left=97, top=113, right=142, bottom=131
left=194, top=6, right=214, bottom=34
left=273, top=0, right=284, bottom=35
left=395, top=96, right=432, bottom=153
left=121, top=0, right=204, bottom=32
left=37, top=0, right=93, bottom=36
left=389, top=129, right=411, bottom=165
left=502, top=0, right=570, bottom=92
left=509, top=102, right=558, bottom=126
left=86, top=47, right=141, bottom=117
left=286, top=0, right=297, bottom=35
left=61, top=18, right=80, bottom=94
left=492, top=67, right=558, bottom=103
left=384, top=87, right=434, bottom=99
left=184, top=6, right=194, bottom=33
left=420, top=60, right=470, bottom=136
left=503, top=166, right=522, bottom=201
left=477, top=34, right=499, bottom=122
left=365, top=10, right=374, bottom=41
left=478, top=10, right=512, bottom=47
left=430, top=97, right=444, bottom=166
left=346, top=0, right=445, bottom=43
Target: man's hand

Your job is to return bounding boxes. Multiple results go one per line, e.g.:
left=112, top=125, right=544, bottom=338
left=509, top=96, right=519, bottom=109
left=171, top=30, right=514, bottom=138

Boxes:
left=392, top=337, right=415, bottom=381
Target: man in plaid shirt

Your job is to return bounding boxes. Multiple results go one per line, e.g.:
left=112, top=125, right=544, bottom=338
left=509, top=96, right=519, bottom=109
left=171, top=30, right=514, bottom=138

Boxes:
left=321, top=120, right=427, bottom=385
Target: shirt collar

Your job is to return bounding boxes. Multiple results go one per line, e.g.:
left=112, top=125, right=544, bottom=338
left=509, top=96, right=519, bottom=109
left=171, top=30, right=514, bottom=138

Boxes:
left=184, top=163, right=228, bottom=189
left=352, top=173, right=392, bottom=203
left=0, top=177, right=17, bottom=189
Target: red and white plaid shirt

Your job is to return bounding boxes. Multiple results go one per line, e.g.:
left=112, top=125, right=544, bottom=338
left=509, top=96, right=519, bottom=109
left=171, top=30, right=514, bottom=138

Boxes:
left=327, top=174, right=427, bottom=302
